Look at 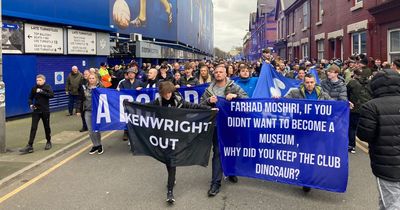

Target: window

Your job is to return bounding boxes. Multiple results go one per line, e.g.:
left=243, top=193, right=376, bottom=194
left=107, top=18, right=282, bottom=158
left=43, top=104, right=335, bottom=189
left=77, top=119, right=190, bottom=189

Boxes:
left=389, top=29, right=400, bottom=62
left=317, top=40, right=324, bottom=60
left=352, top=31, right=366, bottom=55
left=318, top=0, right=323, bottom=22
left=288, top=47, right=293, bottom=61
left=302, top=43, right=308, bottom=59
left=303, top=1, right=309, bottom=29
left=292, top=13, right=295, bottom=33
left=355, top=0, right=363, bottom=4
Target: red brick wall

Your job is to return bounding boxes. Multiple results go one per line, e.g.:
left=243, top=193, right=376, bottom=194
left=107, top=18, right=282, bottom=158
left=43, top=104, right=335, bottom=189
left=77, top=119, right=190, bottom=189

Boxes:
left=309, top=0, right=372, bottom=60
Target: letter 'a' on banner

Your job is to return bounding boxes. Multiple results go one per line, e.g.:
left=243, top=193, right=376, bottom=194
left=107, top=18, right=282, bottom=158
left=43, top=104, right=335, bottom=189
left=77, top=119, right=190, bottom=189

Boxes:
left=91, top=84, right=208, bottom=132
left=123, top=100, right=216, bottom=167
left=216, top=97, right=349, bottom=193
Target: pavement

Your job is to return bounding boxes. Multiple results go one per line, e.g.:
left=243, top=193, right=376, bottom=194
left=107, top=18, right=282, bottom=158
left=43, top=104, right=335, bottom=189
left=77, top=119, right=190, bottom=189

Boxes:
left=0, top=131, right=378, bottom=210
left=0, top=110, right=96, bottom=185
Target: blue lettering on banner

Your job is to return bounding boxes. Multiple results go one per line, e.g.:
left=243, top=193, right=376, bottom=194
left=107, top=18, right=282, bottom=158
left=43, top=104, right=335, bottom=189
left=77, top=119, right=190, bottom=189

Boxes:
left=92, top=84, right=208, bottom=131
left=216, top=97, right=349, bottom=193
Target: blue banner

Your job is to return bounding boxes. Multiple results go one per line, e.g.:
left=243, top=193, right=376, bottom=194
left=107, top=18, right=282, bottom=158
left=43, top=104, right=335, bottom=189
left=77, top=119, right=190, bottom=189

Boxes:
left=252, top=64, right=301, bottom=98
left=216, top=97, right=349, bottom=192
left=92, top=84, right=207, bottom=131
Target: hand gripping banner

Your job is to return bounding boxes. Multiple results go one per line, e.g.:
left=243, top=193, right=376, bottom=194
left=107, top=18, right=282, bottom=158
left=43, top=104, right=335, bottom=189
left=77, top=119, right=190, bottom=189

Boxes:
left=216, top=97, right=349, bottom=192
left=124, top=100, right=216, bottom=167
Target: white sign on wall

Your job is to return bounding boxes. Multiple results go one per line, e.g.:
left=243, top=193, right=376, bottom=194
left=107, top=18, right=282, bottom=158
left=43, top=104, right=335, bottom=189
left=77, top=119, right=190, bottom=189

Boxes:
left=68, top=29, right=96, bottom=55
left=54, top=72, right=64, bottom=85
left=24, top=23, right=64, bottom=54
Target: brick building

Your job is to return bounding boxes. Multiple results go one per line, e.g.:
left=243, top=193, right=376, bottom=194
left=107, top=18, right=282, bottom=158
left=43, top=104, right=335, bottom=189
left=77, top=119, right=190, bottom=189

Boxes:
left=367, top=0, right=400, bottom=62
left=243, top=0, right=277, bottom=61
left=275, top=0, right=400, bottom=63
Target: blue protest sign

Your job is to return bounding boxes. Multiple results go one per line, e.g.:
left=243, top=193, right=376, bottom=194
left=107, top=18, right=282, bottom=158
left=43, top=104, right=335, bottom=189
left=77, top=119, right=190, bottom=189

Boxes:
left=216, top=97, right=349, bottom=192
left=92, top=84, right=208, bottom=131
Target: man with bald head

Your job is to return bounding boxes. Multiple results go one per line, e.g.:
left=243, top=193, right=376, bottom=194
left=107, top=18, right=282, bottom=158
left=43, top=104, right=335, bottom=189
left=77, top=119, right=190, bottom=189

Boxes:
left=200, top=65, right=248, bottom=197
left=145, top=68, right=159, bottom=88
left=66, top=66, right=83, bottom=116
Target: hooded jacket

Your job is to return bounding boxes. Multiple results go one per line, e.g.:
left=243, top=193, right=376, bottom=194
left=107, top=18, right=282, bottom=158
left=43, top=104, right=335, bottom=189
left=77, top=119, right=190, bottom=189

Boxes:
left=320, top=76, right=348, bottom=101
left=357, top=69, right=400, bottom=181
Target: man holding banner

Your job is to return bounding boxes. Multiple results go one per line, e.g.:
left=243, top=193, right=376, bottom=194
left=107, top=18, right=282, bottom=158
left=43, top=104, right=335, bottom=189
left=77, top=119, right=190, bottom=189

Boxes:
left=200, top=65, right=248, bottom=197
left=286, top=74, right=331, bottom=101
left=285, top=73, right=331, bottom=192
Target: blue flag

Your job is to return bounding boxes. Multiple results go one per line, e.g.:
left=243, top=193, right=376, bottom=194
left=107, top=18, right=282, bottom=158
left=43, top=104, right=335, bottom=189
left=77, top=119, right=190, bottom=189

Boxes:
left=308, top=67, right=321, bottom=84
left=252, top=63, right=301, bottom=98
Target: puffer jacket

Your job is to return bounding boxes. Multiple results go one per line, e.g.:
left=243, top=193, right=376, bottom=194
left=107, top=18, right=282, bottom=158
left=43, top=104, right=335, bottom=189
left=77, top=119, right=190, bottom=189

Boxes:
left=285, top=84, right=331, bottom=100
left=357, top=69, right=400, bottom=182
left=320, top=76, right=347, bottom=101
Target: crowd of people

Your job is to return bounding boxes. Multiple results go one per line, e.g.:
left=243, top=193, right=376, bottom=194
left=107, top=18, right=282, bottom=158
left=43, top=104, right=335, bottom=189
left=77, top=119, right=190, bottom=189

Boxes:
left=19, top=52, right=400, bottom=208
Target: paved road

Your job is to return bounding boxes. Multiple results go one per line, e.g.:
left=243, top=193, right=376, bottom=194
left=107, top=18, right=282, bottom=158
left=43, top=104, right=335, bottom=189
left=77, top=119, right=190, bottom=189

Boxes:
left=0, top=132, right=378, bottom=210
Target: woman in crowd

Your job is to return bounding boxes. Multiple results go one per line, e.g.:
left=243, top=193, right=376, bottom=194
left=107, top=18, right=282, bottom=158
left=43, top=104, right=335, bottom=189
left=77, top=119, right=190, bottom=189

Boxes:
left=77, top=73, right=104, bottom=154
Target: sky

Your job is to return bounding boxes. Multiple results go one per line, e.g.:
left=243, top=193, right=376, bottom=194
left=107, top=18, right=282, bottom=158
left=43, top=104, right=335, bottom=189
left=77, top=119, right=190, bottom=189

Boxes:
left=213, top=0, right=258, bottom=52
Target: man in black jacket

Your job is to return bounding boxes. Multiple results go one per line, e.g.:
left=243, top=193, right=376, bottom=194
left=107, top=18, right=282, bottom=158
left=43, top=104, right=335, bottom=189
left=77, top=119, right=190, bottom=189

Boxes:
left=20, top=75, right=54, bottom=154
left=357, top=66, right=400, bottom=209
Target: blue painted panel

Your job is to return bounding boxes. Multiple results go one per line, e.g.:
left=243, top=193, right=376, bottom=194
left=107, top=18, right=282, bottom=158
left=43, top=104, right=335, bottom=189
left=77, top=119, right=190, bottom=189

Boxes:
left=110, top=0, right=177, bottom=41
left=3, top=55, right=37, bottom=117
left=3, top=0, right=111, bottom=31
left=177, top=0, right=213, bottom=54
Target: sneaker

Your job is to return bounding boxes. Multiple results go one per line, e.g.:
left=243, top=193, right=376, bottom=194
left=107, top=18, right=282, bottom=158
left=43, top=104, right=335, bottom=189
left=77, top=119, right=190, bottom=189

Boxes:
left=66, top=113, right=73, bottom=116
left=208, top=184, right=220, bottom=197
left=79, top=128, right=88, bottom=132
left=44, top=142, right=52, bottom=150
left=350, top=147, right=356, bottom=154
left=97, top=145, right=104, bottom=155
left=166, top=190, right=175, bottom=203
left=19, top=145, right=34, bottom=154
left=89, top=146, right=98, bottom=155
left=227, top=176, right=238, bottom=183
left=302, top=186, right=311, bottom=192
